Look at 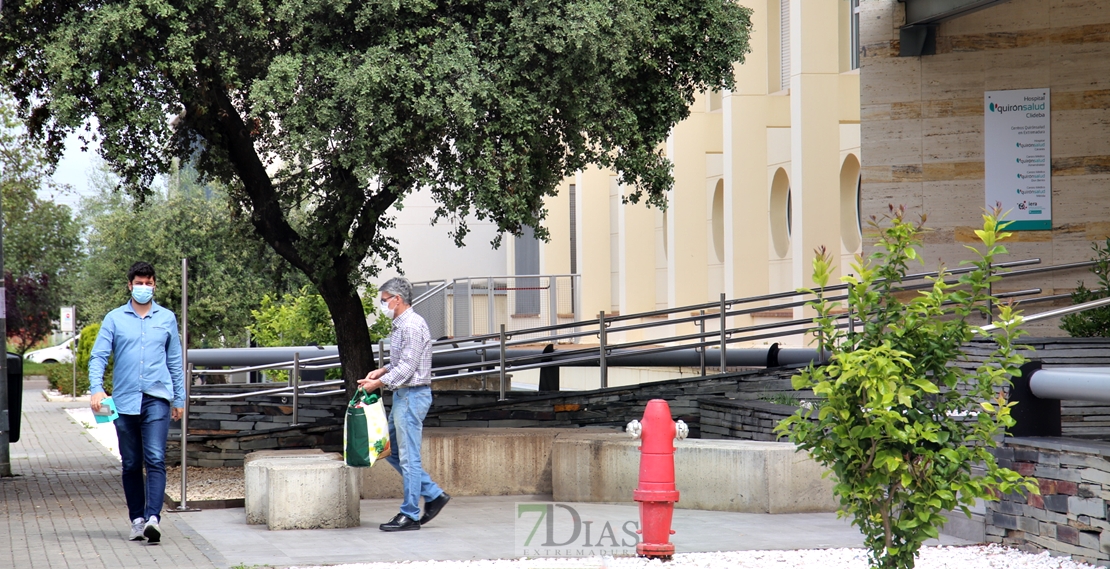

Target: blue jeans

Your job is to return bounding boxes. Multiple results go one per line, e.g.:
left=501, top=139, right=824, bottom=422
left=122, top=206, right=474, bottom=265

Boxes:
left=114, top=394, right=171, bottom=521
left=385, top=385, right=443, bottom=521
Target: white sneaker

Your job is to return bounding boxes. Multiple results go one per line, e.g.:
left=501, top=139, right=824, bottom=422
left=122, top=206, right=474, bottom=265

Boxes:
left=143, top=515, right=161, bottom=544
left=129, top=518, right=145, bottom=541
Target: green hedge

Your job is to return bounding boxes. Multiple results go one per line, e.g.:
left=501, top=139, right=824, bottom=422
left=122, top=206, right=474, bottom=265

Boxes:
left=44, top=364, right=112, bottom=396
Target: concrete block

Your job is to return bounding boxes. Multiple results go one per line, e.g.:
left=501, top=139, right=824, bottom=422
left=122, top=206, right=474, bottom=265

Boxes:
left=244, top=452, right=343, bottom=525
left=551, top=435, right=837, bottom=514
left=265, top=461, right=360, bottom=530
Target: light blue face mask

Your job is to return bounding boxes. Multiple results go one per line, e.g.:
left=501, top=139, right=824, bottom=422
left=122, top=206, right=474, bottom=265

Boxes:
left=131, top=284, right=154, bottom=304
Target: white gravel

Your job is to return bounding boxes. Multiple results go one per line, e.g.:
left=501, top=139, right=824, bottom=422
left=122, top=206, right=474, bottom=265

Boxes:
left=289, top=545, right=1096, bottom=569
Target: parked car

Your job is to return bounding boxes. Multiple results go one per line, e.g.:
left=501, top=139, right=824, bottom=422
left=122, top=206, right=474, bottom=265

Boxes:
left=24, top=336, right=78, bottom=364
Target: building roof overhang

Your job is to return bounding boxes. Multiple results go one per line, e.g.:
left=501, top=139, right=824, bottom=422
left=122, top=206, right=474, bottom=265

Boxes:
left=898, top=0, right=1012, bottom=56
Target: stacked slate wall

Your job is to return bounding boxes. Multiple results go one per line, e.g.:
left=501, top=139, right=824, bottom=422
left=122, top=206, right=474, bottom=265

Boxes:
left=988, top=438, right=1110, bottom=566
left=698, top=398, right=807, bottom=441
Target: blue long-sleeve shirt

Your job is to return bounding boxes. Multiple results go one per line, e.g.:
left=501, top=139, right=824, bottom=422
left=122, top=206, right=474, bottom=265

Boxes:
left=89, top=300, right=186, bottom=413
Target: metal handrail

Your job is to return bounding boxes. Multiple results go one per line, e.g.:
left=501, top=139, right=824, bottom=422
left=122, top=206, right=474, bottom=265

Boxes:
left=979, top=296, right=1110, bottom=333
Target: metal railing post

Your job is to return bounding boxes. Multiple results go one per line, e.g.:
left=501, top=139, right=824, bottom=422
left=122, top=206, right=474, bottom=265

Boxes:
left=599, top=311, right=608, bottom=388
left=499, top=325, right=507, bottom=401
left=719, top=293, right=727, bottom=373
left=699, top=310, right=706, bottom=377
left=548, top=276, right=558, bottom=337
left=291, top=352, right=300, bottom=425
left=487, top=277, right=496, bottom=335
left=378, top=340, right=386, bottom=369
left=178, top=363, right=193, bottom=511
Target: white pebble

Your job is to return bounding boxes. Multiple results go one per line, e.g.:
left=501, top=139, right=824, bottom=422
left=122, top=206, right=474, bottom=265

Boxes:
left=289, top=545, right=1097, bottom=569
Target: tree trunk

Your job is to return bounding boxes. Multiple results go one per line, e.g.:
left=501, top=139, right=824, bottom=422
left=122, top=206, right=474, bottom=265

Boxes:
left=316, top=275, right=376, bottom=397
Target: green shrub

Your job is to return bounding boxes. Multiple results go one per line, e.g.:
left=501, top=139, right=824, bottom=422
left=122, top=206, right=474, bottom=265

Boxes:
left=1060, top=238, right=1110, bottom=337
left=777, top=207, right=1037, bottom=569
left=75, top=322, right=114, bottom=392
left=44, top=364, right=110, bottom=396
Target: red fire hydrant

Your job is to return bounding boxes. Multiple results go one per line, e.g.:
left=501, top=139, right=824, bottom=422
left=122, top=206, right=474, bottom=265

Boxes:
left=627, top=399, right=688, bottom=560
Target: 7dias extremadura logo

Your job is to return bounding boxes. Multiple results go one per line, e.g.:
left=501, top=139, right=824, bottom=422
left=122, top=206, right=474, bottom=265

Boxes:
left=515, top=503, right=641, bottom=557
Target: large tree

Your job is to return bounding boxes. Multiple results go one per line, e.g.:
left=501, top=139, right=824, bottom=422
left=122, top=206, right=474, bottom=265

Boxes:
left=1, top=99, right=84, bottom=353
left=1, top=0, right=752, bottom=389
left=76, top=163, right=310, bottom=347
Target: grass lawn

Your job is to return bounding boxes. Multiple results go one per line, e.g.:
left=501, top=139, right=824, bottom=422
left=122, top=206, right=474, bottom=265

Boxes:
left=22, top=361, right=49, bottom=376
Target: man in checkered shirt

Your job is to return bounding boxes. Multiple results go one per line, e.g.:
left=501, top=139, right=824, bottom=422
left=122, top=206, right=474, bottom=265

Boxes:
left=359, top=277, right=450, bottom=532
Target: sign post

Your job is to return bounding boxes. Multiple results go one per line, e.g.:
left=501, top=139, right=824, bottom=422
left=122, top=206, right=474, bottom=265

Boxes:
left=61, top=306, right=76, bottom=400
left=984, top=88, right=1051, bottom=230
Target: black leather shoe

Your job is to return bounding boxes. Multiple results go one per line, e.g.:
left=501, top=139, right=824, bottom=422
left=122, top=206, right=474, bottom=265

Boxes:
left=380, top=513, right=420, bottom=532
left=419, top=493, right=451, bottom=525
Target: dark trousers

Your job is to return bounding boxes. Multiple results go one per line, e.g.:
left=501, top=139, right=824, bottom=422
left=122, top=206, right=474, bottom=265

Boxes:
left=114, top=394, right=171, bottom=521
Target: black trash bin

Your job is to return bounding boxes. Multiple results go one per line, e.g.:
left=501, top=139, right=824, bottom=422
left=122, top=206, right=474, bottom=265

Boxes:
left=6, top=353, right=22, bottom=443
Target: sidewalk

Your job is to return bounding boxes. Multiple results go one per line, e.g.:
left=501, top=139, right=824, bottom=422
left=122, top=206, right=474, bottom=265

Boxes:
left=2, top=379, right=970, bottom=569
left=1, top=379, right=217, bottom=569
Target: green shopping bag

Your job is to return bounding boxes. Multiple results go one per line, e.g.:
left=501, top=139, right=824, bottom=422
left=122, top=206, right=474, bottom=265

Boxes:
left=344, top=388, right=391, bottom=467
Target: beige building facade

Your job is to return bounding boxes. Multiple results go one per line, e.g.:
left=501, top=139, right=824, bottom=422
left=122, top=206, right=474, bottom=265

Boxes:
left=859, top=0, right=1110, bottom=336
left=511, top=0, right=866, bottom=342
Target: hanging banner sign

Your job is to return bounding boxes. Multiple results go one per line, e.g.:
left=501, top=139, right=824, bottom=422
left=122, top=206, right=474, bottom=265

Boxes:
left=984, top=88, right=1051, bottom=230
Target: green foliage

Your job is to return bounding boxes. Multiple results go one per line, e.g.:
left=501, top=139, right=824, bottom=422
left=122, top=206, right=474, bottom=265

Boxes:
left=249, top=285, right=390, bottom=380
left=0, top=98, right=84, bottom=351
left=74, top=162, right=308, bottom=347
left=1060, top=238, right=1110, bottom=337
left=0, top=0, right=753, bottom=385
left=44, top=363, right=110, bottom=396
left=75, top=323, right=108, bottom=375
left=776, top=206, right=1038, bottom=569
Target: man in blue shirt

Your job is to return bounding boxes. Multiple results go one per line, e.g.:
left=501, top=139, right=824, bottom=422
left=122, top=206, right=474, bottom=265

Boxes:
left=89, top=262, right=185, bottom=544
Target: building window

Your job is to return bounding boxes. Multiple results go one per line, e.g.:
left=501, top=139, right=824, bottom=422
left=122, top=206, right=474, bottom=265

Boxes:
left=780, top=0, right=791, bottom=91
left=770, top=168, right=791, bottom=258
left=850, top=0, right=861, bottom=70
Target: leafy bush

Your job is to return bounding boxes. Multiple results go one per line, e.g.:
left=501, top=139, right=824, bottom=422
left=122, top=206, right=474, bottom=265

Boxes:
left=74, top=322, right=114, bottom=393
left=777, top=206, right=1037, bottom=569
left=1060, top=238, right=1110, bottom=337
left=44, top=363, right=110, bottom=396
left=249, top=285, right=390, bottom=381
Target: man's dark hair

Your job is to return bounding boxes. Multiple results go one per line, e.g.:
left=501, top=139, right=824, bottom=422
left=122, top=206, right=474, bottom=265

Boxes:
left=127, top=262, right=156, bottom=283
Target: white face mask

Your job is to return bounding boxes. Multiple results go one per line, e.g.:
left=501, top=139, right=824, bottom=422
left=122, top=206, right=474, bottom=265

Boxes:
left=380, top=298, right=396, bottom=319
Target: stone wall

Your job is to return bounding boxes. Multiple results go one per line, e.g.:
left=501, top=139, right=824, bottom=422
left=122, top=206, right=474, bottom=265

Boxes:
left=424, top=366, right=802, bottom=437
left=859, top=0, right=1110, bottom=337
left=699, top=398, right=803, bottom=442
left=988, top=438, right=1110, bottom=565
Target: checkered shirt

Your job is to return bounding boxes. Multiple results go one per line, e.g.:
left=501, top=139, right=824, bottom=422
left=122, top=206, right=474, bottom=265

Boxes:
left=380, top=308, right=433, bottom=388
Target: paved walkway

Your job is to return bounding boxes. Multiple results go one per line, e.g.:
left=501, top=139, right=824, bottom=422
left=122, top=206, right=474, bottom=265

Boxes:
left=2, top=379, right=217, bottom=569
left=2, top=379, right=970, bottom=569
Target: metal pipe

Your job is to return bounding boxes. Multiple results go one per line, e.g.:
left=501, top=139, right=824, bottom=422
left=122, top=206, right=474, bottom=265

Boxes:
left=499, top=325, right=507, bottom=401
left=291, top=352, right=300, bottom=425
left=188, top=346, right=339, bottom=367
left=1030, top=369, right=1110, bottom=403
left=378, top=340, right=385, bottom=369
left=177, top=258, right=191, bottom=511
left=599, top=311, right=608, bottom=388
